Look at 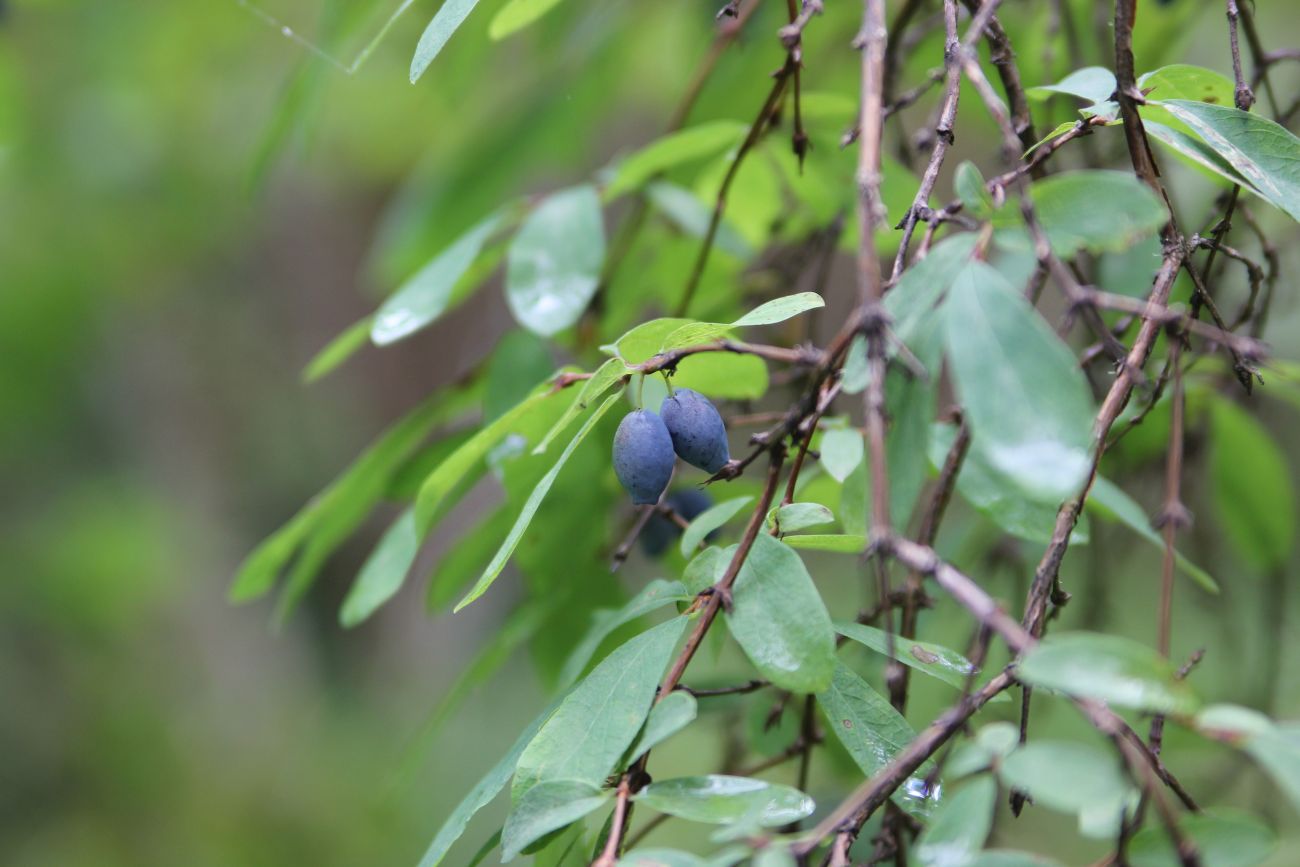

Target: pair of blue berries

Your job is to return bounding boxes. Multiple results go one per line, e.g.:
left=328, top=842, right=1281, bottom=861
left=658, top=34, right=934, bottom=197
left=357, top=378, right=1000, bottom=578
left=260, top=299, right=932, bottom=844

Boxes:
left=613, top=388, right=731, bottom=505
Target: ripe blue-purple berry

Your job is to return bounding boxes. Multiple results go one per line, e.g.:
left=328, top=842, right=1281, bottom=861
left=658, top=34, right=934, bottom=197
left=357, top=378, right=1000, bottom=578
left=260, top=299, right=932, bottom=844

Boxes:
left=613, top=409, right=676, bottom=505
left=641, top=489, right=714, bottom=557
left=660, top=388, right=730, bottom=474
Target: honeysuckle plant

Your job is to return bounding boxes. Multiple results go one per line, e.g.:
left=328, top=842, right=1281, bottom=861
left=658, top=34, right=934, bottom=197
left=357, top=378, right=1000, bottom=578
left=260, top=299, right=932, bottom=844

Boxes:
left=237, top=0, right=1300, bottom=864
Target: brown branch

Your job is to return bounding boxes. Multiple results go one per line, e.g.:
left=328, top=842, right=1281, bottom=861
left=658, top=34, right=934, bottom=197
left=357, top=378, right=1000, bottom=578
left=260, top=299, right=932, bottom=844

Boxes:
left=890, top=0, right=962, bottom=281
left=675, top=56, right=801, bottom=316
left=656, top=451, right=787, bottom=698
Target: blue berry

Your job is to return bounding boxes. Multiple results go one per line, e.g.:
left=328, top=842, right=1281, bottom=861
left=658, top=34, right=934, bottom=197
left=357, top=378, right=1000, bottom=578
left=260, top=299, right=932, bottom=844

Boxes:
left=613, top=409, right=676, bottom=505
left=660, top=388, right=730, bottom=474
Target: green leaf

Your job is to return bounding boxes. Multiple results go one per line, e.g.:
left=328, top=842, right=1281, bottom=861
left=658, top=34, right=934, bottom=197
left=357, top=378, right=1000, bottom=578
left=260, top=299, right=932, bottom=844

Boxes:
left=1139, top=65, right=1235, bottom=110
left=879, top=233, right=980, bottom=351
left=1025, top=121, right=1082, bottom=159
left=996, top=171, right=1167, bottom=258
left=417, top=699, right=560, bottom=867
left=673, top=352, right=768, bottom=400
left=659, top=292, right=825, bottom=352
left=682, top=545, right=730, bottom=594
left=339, top=508, right=418, bottom=627
left=1209, top=398, right=1295, bottom=570
left=835, top=622, right=990, bottom=695
left=1016, top=631, right=1199, bottom=714
left=732, top=292, right=825, bottom=327
left=782, top=534, right=867, bottom=553
left=943, top=262, right=1095, bottom=502
left=303, top=316, right=372, bottom=383
left=373, top=210, right=507, bottom=346
left=914, top=776, right=996, bottom=867
left=1087, top=476, right=1219, bottom=592
left=997, top=741, right=1132, bottom=816
left=231, top=396, right=447, bottom=603
left=768, top=502, right=834, bottom=535
left=501, top=780, right=609, bottom=862
left=558, top=579, right=691, bottom=689
left=414, top=390, right=554, bottom=534
left=635, top=776, right=814, bottom=827
left=607, top=122, right=748, bottom=199
left=680, top=496, right=753, bottom=557
left=532, top=822, right=587, bottom=866
left=929, top=423, right=1089, bottom=545
left=819, top=427, right=864, bottom=483
left=488, top=0, right=565, bottom=41
left=724, top=534, right=836, bottom=693
left=819, top=661, right=937, bottom=817
left=752, top=846, right=795, bottom=867
left=1028, top=66, right=1116, bottom=104
left=533, top=362, right=627, bottom=456
left=455, top=392, right=620, bottom=611
left=1196, top=705, right=1300, bottom=815
left=1144, top=120, right=1254, bottom=190
left=402, top=599, right=555, bottom=782
left=426, top=505, right=514, bottom=609
left=410, top=0, right=483, bottom=82
left=955, top=161, right=994, bottom=218
left=513, top=616, right=689, bottom=799
left=506, top=185, right=606, bottom=337
left=1127, top=808, right=1276, bottom=867
left=947, top=723, right=1020, bottom=778
left=626, top=691, right=698, bottom=763
left=1159, top=100, right=1300, bottom=221
left=607, top=318, right=694, bottom=363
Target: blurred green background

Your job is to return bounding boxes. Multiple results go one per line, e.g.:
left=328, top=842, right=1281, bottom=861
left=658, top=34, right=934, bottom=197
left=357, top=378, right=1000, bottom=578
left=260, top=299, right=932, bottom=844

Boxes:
left=2, top=0, right=1298, bottom=864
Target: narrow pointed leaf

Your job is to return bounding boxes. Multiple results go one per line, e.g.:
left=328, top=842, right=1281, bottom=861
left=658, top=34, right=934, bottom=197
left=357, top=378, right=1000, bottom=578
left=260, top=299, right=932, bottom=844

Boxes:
left=501, top=780, right=609, bottom=862
left=558, top=579, right=691, bottom=689
left=232, top=396, right=447, bottom=602
left=303, top=316, right=372, bottom=383
left=455, top=392, right=619, bottom=611
left=1209, top=398, right=1295, bottom=571
left=513, top=616, right=688, bottom=799
left=373, top=211, right=506, bottom=345
left=415, top=390, right=553, bottom=533
left=411, top=0, right=485, bottom=83
left=1087, top=476, right=1218, bottom=592
left=339, top=508, right=419, bottom=627
left=417, top=699, right=561, bottom=867
left=488, top=0, right=566, bottom=41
